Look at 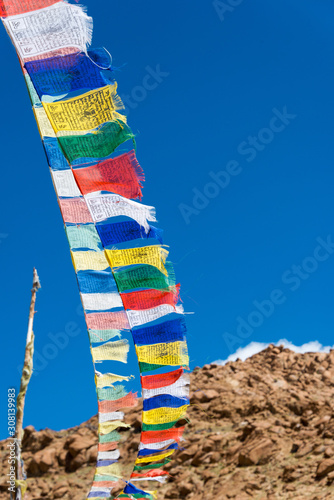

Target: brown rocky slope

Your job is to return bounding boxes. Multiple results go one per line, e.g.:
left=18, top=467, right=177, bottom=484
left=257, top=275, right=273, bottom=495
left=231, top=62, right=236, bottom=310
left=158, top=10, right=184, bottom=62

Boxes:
left=1, top=345, right=334, bottom=499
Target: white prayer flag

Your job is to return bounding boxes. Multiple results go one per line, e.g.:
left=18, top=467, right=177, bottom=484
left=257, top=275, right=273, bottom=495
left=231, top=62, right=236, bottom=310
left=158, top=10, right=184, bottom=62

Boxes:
left=4, top=2, right=92, bottom=59
left=52, top=170, right=81, bottom=197
left=142, top=373, right=190, bottom=400
left=84, top=192, right=156, bottom=232
left=99, top=412, right=124, bottom=423
left=126, top=304, right=184, bottom=329
left=81, top=292, right=123, bottom=311
left=97, top=450, right=120, bottom=461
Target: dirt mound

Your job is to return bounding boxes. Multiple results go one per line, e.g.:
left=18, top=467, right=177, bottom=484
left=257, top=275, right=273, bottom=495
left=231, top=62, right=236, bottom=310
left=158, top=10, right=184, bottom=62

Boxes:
left=1, top=345, right=334, bottom=499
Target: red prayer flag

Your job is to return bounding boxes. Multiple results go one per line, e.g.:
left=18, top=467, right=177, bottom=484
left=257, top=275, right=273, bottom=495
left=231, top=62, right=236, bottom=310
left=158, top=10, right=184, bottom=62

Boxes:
left=92, top=481, right=118, bottom=488
left=86, top=311, right=130, bottom=330
left=98, top=392, right=138, bottom=413
left=130, top=469, right=169, bottom=479
left=59, top=198, right=93, bottom=224
left=141, top=368, right=184, bottom=390
left=73, top=150, right=144, bottom=200
left=121, top=285, right=180, bottom=311
left=141, top=427, right=185, bottom=445
left=0, top=0, right=59, bottom=17
left=98, top=442, right=118, bottom=451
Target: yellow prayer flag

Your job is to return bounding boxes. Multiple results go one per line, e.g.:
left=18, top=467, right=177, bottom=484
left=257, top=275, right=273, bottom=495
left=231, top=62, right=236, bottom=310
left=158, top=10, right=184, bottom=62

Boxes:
left=91, top=340, right=130, bottom=363
left=135, top=449, right=175, bottom=464
left=96, top=463, right=122, bottom=477
left=33, top=107, right=56, bottom=138
left=95, top=373, right=134, bottom=388
left=71, top=250, right=109, bottom=271
left=142, top=405, right=188, bottom=425
left=15, top=480, right=27, bottom=496
left=119, top=491, right=157, bottom=499
left=99, top=420, right=130, bottom=435
left=105, top=246, right=169, bottom=275
left=43, top=84, right=126, bottom=132
left=136, top=341, right=189, bottom=366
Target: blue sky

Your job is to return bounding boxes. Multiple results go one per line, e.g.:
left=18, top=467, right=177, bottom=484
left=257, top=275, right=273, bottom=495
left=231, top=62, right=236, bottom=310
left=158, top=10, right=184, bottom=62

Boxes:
left=1, top=0, right=334, bottom=439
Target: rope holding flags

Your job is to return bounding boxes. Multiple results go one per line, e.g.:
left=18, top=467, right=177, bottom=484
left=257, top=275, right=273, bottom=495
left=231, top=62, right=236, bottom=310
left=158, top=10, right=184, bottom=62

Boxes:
left=1, top=2, right=190, bottom=498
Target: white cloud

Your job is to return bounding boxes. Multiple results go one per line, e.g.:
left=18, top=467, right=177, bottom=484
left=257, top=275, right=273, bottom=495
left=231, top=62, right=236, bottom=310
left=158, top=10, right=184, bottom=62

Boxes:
left=213, top=339, right=334, bottom=365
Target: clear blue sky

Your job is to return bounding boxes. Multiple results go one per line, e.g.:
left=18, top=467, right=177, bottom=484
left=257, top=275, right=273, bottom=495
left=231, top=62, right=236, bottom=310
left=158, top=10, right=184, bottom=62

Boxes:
left=1, top=0, right=334, bottom=439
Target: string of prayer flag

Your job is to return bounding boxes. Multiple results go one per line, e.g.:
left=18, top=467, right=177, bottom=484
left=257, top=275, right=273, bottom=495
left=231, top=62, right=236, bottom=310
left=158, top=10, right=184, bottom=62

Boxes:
left=1, top=0, right=190, bottom=496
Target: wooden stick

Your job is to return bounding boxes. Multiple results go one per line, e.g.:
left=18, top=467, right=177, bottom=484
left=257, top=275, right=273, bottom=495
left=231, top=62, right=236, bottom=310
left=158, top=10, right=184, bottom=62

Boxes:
left=15, top=269, right=41, bottom=500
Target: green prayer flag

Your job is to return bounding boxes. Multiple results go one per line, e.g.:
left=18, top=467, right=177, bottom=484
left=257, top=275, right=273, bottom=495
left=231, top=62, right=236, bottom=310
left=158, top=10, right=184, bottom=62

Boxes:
left=97, top=385, right=127, bottom=401
left=58, top=120, right=135, bottom=163
left=98, top=430, right=122, bottom=443
left=114, top=262, right=175, bottom=293
left=142, top=420, right=180, bottom=431
left=139, top=362, right=168, bottom=373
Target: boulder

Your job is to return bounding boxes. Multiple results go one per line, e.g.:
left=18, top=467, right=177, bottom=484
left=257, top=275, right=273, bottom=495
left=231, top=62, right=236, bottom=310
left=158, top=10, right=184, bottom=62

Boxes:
left=28, top=447, right=56, bottom=475
left=238, top=439, right=274, bottom=466
left=316, top=459, right=334, bottom=478
left=67, top=435, right=96, bottom=457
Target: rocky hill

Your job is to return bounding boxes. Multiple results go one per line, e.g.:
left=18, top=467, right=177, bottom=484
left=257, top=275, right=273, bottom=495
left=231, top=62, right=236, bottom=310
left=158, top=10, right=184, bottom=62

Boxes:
left=1, top=345, right=334, bottom=499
